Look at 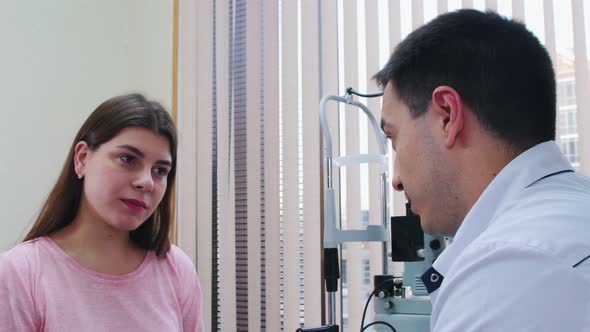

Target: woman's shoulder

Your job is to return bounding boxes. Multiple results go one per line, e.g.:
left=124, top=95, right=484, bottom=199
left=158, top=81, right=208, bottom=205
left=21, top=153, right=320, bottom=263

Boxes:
left=158, top=245, right=198, bottom=285
left=163, top=245, right=202, bottom=302
left=0, top=237, right=48, bottom=276
left=2, top=237, right=47, bottom=261
left=165, top=244, right=196, bottom=271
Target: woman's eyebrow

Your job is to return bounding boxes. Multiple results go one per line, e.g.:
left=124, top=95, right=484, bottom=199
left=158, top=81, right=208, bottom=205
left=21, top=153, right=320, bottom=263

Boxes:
left=155, top=160, right=172, bottom=167
left=117, top=144, right=144, bottom=157
left=117, top=144, right=172, bottom=166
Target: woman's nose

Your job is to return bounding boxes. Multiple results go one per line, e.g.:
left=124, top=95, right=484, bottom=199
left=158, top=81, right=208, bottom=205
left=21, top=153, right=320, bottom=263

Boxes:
left=133, top=169, right=154, bottom=192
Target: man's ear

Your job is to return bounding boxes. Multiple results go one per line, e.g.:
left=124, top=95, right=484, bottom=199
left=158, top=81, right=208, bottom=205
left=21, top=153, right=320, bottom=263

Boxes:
left=431, top=86, right=464, bottom=148
left=74, top=141, right=90, bottom=177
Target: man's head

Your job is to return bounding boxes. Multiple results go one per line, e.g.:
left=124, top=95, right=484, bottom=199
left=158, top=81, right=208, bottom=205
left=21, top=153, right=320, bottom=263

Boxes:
left=376, top=9, right=556, bottom=149
left=376, top=10, right=556, bottom=235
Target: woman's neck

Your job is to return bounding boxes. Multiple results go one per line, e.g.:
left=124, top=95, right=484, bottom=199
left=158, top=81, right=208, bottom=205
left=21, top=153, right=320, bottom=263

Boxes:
left=49, top=202, right=146, bottom=275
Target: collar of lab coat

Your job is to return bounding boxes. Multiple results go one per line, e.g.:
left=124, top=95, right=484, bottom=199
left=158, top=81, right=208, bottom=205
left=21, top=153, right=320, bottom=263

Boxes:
left=430, top=140, right=573, bottom=282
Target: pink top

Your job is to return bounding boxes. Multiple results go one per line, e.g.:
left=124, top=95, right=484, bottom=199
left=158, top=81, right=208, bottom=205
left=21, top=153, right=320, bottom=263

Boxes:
left=0, top=237, right=203, bottom=332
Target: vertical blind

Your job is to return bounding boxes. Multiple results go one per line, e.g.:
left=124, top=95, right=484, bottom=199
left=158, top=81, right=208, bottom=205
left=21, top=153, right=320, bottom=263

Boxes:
left=177, top=1, right=590, bottom=331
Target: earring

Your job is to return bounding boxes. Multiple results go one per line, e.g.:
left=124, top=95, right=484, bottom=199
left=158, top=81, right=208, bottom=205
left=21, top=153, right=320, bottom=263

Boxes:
left=78, top=174, right=83, bottom=179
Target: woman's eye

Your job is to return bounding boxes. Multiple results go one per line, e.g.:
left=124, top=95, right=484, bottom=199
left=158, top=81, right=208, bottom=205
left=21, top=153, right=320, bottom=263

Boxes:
left=153, top=167, right=169, bottom=177
left=120, top=155, right=135, bottom=163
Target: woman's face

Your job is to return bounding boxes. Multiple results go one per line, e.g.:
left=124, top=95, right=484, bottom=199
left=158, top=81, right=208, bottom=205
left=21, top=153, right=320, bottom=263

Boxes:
left=74, top=127, right=172, bottom=231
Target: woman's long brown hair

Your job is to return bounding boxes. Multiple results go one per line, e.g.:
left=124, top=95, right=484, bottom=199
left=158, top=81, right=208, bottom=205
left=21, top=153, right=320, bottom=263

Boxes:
left=23, top=94, right=177, bottom=257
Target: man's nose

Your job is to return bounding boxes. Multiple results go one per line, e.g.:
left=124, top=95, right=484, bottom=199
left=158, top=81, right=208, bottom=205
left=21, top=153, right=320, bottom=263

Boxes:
left=392, top=156, right=404, bottom=191
left=392, top=173, right=404, bottom=191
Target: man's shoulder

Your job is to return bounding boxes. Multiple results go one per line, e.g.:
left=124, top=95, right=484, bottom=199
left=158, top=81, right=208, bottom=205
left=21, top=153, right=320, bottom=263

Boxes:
left=491, top=169, right=590, bottom=240
left=475, top=178, right=590, bottom=272
left=436, top=236, right=590, bottom=331
left=524, top=169, right=590, bottom=200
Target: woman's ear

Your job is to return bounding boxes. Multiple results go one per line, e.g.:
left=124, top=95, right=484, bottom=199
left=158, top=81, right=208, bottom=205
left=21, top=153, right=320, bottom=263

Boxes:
left=431, top=86, right=464, bottom=148
left=73, top=141, right=90, bottom=178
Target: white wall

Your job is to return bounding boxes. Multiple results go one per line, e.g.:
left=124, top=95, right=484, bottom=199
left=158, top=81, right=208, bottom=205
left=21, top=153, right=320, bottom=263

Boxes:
left=0, top=0, right=173, bottom=251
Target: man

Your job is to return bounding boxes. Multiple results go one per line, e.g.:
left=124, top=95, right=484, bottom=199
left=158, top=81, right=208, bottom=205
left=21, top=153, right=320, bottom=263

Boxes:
left=375, top=9, right=590, bottom=331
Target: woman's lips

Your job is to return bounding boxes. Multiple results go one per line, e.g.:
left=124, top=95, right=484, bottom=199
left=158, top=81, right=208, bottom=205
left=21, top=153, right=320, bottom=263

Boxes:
left=121, top=199, right=146, bottom=213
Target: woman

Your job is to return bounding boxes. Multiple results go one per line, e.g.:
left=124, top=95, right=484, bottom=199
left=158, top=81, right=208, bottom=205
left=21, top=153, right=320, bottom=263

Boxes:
left=0, top=94, right=203, bottom=331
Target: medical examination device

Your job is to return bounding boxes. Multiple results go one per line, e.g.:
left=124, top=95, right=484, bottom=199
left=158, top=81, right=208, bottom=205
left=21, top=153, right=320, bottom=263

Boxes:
left=298, top=89, right=446, bottom=332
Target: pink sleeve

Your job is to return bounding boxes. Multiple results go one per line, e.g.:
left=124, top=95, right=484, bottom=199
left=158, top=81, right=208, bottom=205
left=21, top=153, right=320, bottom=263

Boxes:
left=0, top=251, right=39, bottom=332
left=181, top=272, right=204, bottom=332
left=172, top=247, right=204, bottom=332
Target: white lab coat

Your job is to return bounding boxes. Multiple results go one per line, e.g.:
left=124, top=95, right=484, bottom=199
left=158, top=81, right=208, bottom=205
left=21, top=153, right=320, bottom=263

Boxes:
left=425, top=141, right=590, bottom=331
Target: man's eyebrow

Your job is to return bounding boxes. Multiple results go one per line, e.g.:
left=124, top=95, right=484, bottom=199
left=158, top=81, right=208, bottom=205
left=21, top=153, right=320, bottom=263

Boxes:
left=117, top=145, right=172, bottom=166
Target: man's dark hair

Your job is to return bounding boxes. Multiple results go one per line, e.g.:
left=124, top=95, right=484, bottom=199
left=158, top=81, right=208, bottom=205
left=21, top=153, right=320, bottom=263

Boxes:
left=374, top=9, right=556, bottom=151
